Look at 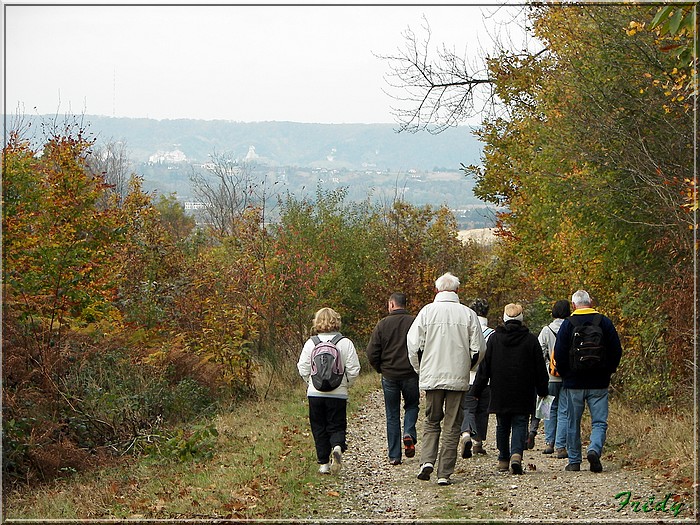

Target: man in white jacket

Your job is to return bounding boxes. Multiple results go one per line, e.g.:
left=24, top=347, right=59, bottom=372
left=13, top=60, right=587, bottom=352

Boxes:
left=407, top=272, right=486, bottom=485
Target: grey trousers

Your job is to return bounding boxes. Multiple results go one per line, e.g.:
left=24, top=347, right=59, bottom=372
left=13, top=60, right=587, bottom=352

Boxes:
left=420, top=389, right=465, bottom=479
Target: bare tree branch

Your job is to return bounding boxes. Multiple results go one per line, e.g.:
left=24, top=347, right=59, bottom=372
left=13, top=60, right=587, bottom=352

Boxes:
left=190, top=152, right=253, bottom=237
left=86, top=140, right=132, bottom=204
left=375, top=16, right=494, bottom=134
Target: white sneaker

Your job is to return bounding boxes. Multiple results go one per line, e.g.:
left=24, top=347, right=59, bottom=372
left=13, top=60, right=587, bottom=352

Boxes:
left=417, top=462, right=434, bottom=480
left=437, top=477, right=451, bottom=486
left=459, top=432, right=472, bottom=459
left=318, top=463, right=331, bottom=474
left=330, top=445, right=343, bottom=475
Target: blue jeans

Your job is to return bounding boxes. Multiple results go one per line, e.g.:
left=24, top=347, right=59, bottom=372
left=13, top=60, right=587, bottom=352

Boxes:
left=544, top=381, right=566, bottom=446
left=495, top=413, right=529, bottom=461
left=381, top=376, right=420, bottom=460
left=555, top=382, right=569, bottom=450
left=563, top=387, right=609, bottom=465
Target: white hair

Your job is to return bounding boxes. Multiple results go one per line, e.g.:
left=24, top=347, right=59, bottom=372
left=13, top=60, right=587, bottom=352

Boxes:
left=435, top=272, right=460, bottom=292
left=571, top=289, right=592, bottom=307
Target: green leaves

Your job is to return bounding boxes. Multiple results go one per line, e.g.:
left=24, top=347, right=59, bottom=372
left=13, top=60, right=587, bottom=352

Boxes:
left=472, top=4, right=694, bottom=405
left=649, top=5, right=697, bottom=68
left=650, top=5, right=694, bottom=35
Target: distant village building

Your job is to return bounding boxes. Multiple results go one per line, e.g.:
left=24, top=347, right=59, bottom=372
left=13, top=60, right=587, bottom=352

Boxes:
left=184, top=201, right=209, bottom=211
left=457, top=228, right=497, bottom=245
left=245, top=146, right=259, bottom=161
left=148, top=149, right=188, bottom=164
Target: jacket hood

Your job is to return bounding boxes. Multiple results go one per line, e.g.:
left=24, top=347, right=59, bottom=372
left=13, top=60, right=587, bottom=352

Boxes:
left=496, top=321, right=531, bottom=344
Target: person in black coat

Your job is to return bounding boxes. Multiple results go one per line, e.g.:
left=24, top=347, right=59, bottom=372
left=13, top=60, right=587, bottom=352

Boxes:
left=471, top=303, right=549, bottom=475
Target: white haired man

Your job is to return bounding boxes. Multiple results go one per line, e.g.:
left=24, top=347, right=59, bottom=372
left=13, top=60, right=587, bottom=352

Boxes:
left=553, top=290, right=622, bottom=473
left=407, top=272, right=486, bottom=485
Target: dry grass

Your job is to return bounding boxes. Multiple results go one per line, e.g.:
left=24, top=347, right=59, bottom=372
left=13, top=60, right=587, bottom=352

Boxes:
left=3, top=374, right=693, bottom=519
left=605, top=397, right=695, bottom=493
left=2, top=371, right=381, bottom=520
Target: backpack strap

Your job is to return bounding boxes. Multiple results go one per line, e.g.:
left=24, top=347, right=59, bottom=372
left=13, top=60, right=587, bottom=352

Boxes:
left=312, top=334, right=344, bottom=346
left=329, top=333, right=348, bottom=381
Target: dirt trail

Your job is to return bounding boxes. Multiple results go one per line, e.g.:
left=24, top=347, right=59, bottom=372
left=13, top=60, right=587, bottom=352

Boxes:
left=302, top=389, right=693, bottom=521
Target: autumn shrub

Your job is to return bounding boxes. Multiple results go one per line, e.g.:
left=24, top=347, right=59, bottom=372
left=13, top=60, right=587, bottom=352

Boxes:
left=465, top=4, right=694, bottom=411
left=60, top=347, right=216, bottom=439
left=2, top=327, right=218, bottom=489
left=270, top=190, right=490, bottom=344
left=1, top=123, right=223, bottom=487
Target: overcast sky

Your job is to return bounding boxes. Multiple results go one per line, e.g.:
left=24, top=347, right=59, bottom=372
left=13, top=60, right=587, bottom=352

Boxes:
left=5, top=2, right=528, bottom=124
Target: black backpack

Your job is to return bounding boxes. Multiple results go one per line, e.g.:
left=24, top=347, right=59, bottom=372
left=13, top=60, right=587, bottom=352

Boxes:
left=310, top=334, right=346, bottom=391
left=568, top=314, right=606, bottom=372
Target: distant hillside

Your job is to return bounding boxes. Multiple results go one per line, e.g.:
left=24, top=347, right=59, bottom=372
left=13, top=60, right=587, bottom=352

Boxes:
left=9, top=114, right=496, bottom=227
left=17, top=115, right=482, bottom=172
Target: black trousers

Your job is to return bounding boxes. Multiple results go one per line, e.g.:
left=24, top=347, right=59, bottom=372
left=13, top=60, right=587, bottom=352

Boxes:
left=308, top=396, right=347, bottom=464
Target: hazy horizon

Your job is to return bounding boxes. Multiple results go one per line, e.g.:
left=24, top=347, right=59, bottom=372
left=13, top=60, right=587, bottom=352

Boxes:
left=5, top=3, right=528, bottom=125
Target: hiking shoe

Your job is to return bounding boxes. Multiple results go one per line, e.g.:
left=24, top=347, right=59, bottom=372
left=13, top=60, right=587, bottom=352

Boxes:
left=403, top=435, right=416, bottom=458
left=437, top=477, right=451, bottom=486
left=389, top=458, right=401, bottom=466
left=565, top=462, right=580, bottom=471
left=318, top=463, right=331, bottom=474
left=417, top=462, right=434, bottom=481
left=510, top=453, right=522, bottom=475
left=542, top=443, right=554, bottom=454
left=459, top=432, right=473, bottom=459
left=330, top=445, right=343, bottom=475
left=587, top=450, right=603, bottom=473
left=473, top=441, right=486, bottom=455
left=555, top=448, right=568, bottom=459
left=497, top=459, right=509, bottom=472
left=526, top=431, right=536, bottom=450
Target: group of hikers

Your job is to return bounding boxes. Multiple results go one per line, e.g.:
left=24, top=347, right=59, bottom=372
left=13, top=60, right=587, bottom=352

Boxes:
left=297, top=272, right=622, bottom=484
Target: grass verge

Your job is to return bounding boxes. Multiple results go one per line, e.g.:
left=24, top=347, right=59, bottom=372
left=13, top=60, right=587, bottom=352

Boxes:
left=2, top=373, right=693, bottom=520
left=2, top=371, right=381, bottom=520
left=606, top=397, right=694, bottom=492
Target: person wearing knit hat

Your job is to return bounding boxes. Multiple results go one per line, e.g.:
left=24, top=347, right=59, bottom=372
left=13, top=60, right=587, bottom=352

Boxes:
left=471, top=303, right=549, bottom=475
left=458, top=298, right=495, bottom=459
left=503, top=304, right=540, bottom=453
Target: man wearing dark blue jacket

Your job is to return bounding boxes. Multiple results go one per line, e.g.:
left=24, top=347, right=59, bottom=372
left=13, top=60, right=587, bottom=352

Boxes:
left=554, top=290, right=622, bottom=473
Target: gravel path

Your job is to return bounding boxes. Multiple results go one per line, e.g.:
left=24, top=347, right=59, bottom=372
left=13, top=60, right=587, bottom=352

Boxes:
left=304, top=389, right=693, bottom=522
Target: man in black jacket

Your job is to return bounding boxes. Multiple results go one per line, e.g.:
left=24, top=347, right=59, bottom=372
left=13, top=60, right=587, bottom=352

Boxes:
left=366, top=292, right=419, bottom=465
left=471, top=303, right=549, bottom=475
left=554, top=290, right=622, bottom=473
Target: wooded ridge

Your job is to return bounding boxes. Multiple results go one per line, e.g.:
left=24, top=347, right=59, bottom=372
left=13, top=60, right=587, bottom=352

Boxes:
left=13, top=114, right=482, bottom=171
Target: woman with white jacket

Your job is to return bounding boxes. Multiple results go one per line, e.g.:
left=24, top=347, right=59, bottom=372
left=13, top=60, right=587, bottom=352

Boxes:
left=297, top=307, right=361, bottom=475
left=538, top=299, right=571, bottom=457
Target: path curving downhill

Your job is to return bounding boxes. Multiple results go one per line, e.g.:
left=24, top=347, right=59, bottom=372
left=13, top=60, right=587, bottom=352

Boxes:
left=303, top=389, right=693, bottom=522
